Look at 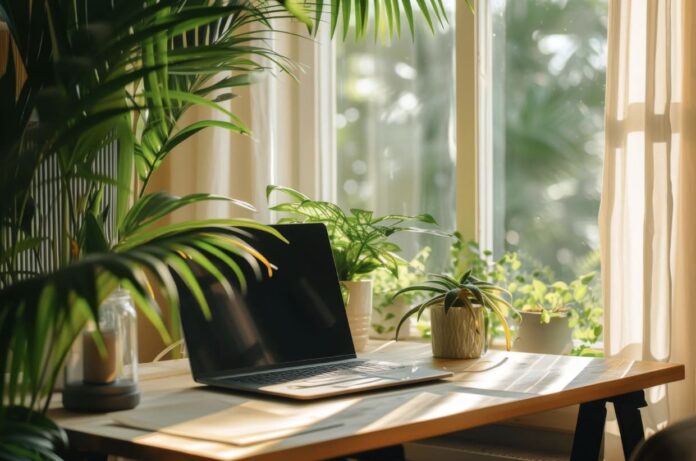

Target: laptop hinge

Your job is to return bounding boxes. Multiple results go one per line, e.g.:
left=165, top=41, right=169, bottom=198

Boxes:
left=214, top=357, right=365, bottom=379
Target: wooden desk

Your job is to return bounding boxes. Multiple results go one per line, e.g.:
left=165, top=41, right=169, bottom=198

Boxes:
left=51, top=341, right=684, bottom=461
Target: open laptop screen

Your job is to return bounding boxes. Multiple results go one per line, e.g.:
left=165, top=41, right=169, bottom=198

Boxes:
left=178, top=223, right=356, bottom=379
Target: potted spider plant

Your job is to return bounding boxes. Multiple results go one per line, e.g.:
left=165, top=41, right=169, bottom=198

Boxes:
left=266, top=185, right=447, bottom=351
left=394, top=271, right=515, bottom=359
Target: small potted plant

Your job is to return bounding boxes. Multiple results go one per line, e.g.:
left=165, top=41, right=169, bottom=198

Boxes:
left=512, top=272, right=597, bottom=355
left=394, top=271, right=514, bottom=359
left=267, top=185, right=446, bottom=351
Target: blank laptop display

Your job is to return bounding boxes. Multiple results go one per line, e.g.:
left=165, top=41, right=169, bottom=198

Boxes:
left=179, top=223, right=356, bottom=378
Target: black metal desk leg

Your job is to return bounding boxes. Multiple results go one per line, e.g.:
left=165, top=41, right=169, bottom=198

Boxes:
left=570, top=391, right=648, bottom=461
left=327, top=444, right=405, bottom=461
left=611, top=391, right=648, bottom=460
left=571, top=399, right=607, bottom=461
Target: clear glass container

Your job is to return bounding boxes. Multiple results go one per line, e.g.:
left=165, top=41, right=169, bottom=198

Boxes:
left=62, top=288, right=140, bottom=411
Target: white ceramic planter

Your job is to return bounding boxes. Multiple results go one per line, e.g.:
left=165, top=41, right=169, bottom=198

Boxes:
left=513, top=311, right=573, bottom=355
left=343, top=280, right=373, bottom=352
left=430, top=304, right=487, bottom=359
left=370, top=297, right=411, bottom=340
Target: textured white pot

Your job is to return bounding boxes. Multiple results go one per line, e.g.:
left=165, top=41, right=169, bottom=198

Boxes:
left=513, top=311, right=573, bottom=355
left=430, top=304, right=487, bottom=359
left=343, top=280, right=373, bottom=352
left=370, top=297, right=411, bottom=340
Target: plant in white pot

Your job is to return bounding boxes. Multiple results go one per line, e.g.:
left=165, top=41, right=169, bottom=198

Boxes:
left=266, top=185, right=446, bottom=351
left=511, top=272, right=598, bottom=355
left=395, top=271, right=515, bottom=359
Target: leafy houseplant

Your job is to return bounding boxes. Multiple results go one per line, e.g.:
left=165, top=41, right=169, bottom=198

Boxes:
left=266, top=185, right=446, bottom=350
left=394, top=271, right=515, bottom=359
left=0, top=1, right=449, bottom=459
left=511, top=274, right=596, bottom=323
left=267, top=185, right=443, bottom=281
left=511, top=272, right=600, bottom=355
left=371, top=247, right=430, bottom=339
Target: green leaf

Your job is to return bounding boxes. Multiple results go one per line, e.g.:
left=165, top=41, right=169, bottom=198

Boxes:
left=160, top=119, right=249, bottom=159
left=414, top=0, right=434, bottom=32
left=580, top=272, right=596, bottom=285
left=281, top=0, right=313, bottom=28
left=266, top=184, right=311, bottom=202
left=331, top=0, right=341, bottom=36
left=83, top=213, right=110, bottom=255
left=342, top=0, right=352, bottom=40
left=444, top=289, right=460, bottom=311
left=116, top=218, right=286, bottom=252
left=120, top=192, right=253, bottom=238
left=391, top=0, right=402, bottom=35
left=0, top=238, right=44, bottom=266
left=400, top=0, right=415, bottom=37
left=392, top=284, right=446, bottom=301
left=540, top=309, right=551, bottom=324
left=383, top=0, right=395, bottom=35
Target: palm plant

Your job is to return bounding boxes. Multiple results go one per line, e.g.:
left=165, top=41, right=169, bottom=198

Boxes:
left=0, top=1, right=448, bottom=459
left=394, top=270, right=515, bottom=350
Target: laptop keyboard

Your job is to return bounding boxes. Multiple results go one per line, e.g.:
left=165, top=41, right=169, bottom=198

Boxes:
left=226, top=361, right=404, bottom=386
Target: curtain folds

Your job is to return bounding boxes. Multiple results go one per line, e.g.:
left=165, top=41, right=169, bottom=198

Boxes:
left=145, top=20, right=306, bottom=224
left=601, top=0, right=696, bottom=456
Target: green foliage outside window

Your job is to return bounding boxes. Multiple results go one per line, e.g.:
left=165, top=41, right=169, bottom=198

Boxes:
left=494, top=0, right=608, bottom=282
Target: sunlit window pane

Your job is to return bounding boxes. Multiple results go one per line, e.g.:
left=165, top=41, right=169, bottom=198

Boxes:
left=491, top=0, right=608, bottom=282
left=335, top=1, right=456, bottom=271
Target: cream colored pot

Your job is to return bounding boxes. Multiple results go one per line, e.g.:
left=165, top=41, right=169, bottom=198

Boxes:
left=430, top=304, right=487, bottom=359
left=513, top=311, right=573, bottom=355
left=342, top=280, right=373, bottom=352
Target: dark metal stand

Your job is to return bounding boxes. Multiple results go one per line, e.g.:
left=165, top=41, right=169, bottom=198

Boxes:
left=570, top=390, right=648, bottom=461
left=328, top=444, right=406, bottom=461
left=59, top=450, right=107, bottom=461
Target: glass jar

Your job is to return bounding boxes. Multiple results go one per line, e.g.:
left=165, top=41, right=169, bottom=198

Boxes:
left=62, top=288, right=140, bottom=412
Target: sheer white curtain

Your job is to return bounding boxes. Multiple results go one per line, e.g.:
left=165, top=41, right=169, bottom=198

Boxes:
left=145, top=71, right=281, bottom=224
left=600, top=0, right=696, bottom=457
left=146, top=19, right=332, bottom=222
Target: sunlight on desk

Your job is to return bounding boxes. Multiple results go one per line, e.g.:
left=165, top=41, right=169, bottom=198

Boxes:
left=113, top=397, right=349, bottom=445
left=50, top=341, right=684, bottom=461
left=442, top=351, right=593, bottom=395
left=361, top=392, right=494, bottom=431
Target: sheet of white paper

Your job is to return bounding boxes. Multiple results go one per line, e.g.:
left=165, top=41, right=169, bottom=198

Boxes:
left=111, top=398, right=341, bottom=446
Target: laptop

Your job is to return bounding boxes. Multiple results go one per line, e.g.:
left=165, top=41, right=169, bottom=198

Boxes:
left=178, top=223, right=452, bottom=400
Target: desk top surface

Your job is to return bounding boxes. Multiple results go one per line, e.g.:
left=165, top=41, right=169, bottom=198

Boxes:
left=50, top=341, right=685, bottom=461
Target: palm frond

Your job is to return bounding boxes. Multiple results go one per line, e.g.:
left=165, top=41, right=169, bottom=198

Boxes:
left=304, top=0, right=448, bottom=40
left=0, top=407, right=68, bottom=461
left=0, top=223, right=284, bottom=412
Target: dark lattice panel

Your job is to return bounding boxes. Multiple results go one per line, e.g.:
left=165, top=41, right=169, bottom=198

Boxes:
left=4, top=142, right=119, bottom=280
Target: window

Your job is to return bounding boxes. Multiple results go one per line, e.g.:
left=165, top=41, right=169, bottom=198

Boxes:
left=330, top=0, right=608, bottom=348
left=335, top=1, right=457, bottom=272
left=488, top=0, right=608, bottom=282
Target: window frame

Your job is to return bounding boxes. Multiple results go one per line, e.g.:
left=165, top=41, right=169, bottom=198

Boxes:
left=302, top=2, right=488, bottom=241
